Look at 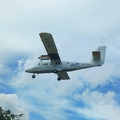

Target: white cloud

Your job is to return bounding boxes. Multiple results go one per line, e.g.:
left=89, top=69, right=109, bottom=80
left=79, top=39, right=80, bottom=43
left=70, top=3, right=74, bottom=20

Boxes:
left=78, top=63, right=117, bottom=88
left=0, top=63, right=10, bottom=76
left=73, top=90, right=120, bottom=120
left=75, top=102, right=120, bottom=120
left=1, top=0, right=120, bottom=63
left=9, top=54, right=120, bottom=120
left=74, top=89, right=116, bottom=105
left=0, top=94, right=29, bottom=120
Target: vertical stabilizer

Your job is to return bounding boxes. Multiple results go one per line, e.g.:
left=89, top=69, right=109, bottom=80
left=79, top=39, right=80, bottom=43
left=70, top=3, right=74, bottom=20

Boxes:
left=91, top=46, right=106, bottom=65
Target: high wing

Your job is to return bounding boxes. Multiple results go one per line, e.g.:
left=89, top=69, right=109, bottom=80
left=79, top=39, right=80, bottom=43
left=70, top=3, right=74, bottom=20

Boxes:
left=39, top=32, right=70, bottom=80
left=57, top=71, right=70, bottom=80
left=39, top=32, right=61, bottom=63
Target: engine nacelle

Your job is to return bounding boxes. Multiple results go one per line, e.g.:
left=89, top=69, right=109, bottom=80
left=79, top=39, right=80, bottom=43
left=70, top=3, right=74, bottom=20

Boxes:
left=38, top=55, right=51, bottom=60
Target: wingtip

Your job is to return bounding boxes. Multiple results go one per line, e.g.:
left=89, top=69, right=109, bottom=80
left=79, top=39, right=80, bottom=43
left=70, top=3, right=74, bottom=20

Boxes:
left=39, top=32, right=51, bottom=37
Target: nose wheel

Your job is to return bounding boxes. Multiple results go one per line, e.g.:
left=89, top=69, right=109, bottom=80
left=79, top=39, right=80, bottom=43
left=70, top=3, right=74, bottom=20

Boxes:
left=32, top=74, right=36, bottom=79
left=57, top=77, right=61, bottom=81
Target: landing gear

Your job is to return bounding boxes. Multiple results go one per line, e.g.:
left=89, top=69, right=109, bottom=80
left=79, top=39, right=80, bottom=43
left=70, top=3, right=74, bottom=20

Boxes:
left=32, top=74, right=36, bottom=79
left=57, top=77, right=61, bottom=81
left=53, top=69, right=58, bottom=74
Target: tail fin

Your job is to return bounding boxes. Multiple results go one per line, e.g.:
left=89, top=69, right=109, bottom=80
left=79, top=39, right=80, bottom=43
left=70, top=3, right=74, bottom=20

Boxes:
left=91, top=46, right=106, bottom=65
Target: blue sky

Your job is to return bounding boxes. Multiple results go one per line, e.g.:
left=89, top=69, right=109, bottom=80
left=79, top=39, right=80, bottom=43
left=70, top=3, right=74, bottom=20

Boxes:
left=0, top=0, right=120, bottom=120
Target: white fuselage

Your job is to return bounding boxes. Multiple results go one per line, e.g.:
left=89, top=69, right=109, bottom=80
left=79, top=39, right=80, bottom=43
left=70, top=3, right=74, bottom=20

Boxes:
left=25, top=61, right=99, bottom=74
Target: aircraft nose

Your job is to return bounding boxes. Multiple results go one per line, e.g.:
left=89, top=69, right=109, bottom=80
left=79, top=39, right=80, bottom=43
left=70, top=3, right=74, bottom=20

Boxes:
left=25, top=68, right=32, bottom=73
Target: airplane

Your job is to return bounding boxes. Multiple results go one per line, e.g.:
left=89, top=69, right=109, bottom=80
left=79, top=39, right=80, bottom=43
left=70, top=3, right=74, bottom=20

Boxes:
left=25, top=32, right=106, bottom=81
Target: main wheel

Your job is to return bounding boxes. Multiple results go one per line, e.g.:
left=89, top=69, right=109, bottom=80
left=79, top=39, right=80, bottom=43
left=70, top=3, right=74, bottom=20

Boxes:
left=53, top=69, right=58, bottom=74
left=57, top=77, right=61, bottom=81
left=32, top=74, right=36, bottom=79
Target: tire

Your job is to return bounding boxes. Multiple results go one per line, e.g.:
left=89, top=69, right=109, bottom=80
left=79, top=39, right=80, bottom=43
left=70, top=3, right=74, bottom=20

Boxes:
left=57, top=77, right=61, bottom=81
left=32, top=74, right=36, bottom=79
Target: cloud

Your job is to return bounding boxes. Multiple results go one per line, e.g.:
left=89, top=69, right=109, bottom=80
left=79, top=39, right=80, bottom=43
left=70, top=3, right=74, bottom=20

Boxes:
left=72, top=90, right=120, bottom=120
left=78, top=63, right=117, bottom=88
left=0, top=63, right=10, bottom=76
left=74, top=89, right=116, bottom=105
left=8, top=54, right=120, bottom=120
left=1, top=0, right=120, bottom=63
left=0, top=94, right=29, bottom=120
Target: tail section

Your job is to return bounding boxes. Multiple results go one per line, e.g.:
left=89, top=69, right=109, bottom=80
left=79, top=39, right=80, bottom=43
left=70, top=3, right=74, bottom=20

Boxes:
left=91, top=46, right=106, bottom=65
